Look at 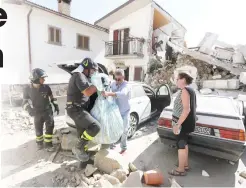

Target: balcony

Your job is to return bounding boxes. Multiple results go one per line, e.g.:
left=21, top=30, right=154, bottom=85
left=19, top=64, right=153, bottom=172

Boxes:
left=105, top=38, right=144, bottom=59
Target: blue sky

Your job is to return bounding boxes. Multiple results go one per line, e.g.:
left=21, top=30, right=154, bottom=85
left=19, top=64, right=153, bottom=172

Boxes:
left=30, top=0, right=246, bottom=47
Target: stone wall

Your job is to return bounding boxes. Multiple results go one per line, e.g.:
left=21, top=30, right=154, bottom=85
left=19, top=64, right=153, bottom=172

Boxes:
left=1, top=84, right=68, bottom=106
left=145, top=54, right=235, bottom=90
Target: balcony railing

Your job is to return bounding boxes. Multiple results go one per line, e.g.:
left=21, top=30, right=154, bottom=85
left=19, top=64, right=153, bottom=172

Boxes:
left=105, top=38, right=144, bottom=57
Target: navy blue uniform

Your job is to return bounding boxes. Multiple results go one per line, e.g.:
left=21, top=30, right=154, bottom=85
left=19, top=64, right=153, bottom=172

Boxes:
left=22, top=84, right=54, bottom=144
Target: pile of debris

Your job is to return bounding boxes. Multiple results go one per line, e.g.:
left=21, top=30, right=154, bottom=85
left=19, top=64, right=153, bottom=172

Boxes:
left=146, top=54, right=236, bottom=89
left=52, top=148, right=164, bottom=187
left=1, top=107, right=33, bottom=133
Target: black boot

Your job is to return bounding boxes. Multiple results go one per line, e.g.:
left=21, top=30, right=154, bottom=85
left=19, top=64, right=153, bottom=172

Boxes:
left=37, top=141, right=44, bottom=150
left=44, top=142, right=55, bottom=152
left=72, top=139, right=90, bottom=162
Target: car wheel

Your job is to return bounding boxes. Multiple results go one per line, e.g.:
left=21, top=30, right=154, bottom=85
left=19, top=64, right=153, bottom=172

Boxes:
left=128, top=113, right=138, bottom=139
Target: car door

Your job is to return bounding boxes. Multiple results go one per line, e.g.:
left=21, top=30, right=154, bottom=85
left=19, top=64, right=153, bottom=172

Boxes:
left=153, top=84, right=171, bottom=112
left=130, top=84, right=151, bottom=120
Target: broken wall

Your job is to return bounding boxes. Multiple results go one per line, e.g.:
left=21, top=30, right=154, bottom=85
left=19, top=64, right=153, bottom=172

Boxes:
left=146, top=54, right=235, bottom=89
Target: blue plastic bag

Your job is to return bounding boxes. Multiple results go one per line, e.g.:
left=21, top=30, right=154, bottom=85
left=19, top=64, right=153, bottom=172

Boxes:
left=90, top=73, right=124, bottom=144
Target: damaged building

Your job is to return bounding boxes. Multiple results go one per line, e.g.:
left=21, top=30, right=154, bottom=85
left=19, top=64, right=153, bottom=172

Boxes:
left=146, top=32, right=246, bottom=93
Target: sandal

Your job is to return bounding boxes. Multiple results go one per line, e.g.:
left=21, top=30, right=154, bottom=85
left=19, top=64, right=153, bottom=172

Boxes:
left=175, top=164, right=191, bottom=171
left=168, top=169, right=187, bottom=176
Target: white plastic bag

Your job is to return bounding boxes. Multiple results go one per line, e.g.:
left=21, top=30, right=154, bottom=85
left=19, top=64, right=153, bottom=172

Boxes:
left=90, top=73, right=124, bottom=144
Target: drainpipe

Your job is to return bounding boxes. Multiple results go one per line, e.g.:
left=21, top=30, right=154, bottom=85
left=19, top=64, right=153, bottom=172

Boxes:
left=27, top=7, right=33, bottom=72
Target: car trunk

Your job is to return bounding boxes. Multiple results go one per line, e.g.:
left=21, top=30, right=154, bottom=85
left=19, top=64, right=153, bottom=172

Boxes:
left=57, top=62, right=108, bottom=112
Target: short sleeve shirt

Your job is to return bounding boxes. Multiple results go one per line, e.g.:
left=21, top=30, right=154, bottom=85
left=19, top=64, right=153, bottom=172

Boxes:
left=67, top=72, right=90, bottom=105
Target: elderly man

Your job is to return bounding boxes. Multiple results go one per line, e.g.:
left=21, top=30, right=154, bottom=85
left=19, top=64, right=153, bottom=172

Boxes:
left=102, top=69, right=131, bottom=154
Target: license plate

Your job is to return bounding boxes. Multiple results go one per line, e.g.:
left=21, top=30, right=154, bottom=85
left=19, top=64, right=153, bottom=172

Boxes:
left=194, top=126, right=211, bottom=135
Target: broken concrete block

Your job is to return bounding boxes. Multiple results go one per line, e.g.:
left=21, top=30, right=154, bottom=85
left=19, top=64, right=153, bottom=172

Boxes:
left=93, top=171, right=102, bottom=181
left=94, top=179, right=113, bottom=188
left=110, top=169, right=127, bottom=183
left=202, top=79, right=239, bottom=90
left=102, top=174, right=121, bottom=185
left=85, top=164, right=98, bottom=177
left=94, top=149, right=128, bottom=174
left=61, top=133, right=78, bottom=151
left=240, top=72, right=246, bottom=84
left=202, top=170, right=210, bottom=177
left=212, top=75, right=222, bottom=79
left=169, top=177, right=182, bottom=188
left=240, top=171, right=246, bottom=179
left=200, top=88, right=212, bottom=95
left=122, top=171, right=143, bottom=187
left=227, top=79, right=240, bottom=89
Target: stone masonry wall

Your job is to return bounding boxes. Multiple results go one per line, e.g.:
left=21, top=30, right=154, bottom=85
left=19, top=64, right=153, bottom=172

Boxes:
left=1, top=84, right=68, bottom=106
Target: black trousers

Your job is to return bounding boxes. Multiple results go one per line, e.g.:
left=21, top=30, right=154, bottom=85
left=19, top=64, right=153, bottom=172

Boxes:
left=67, top=106, right=100, bottom=139
left=165, top=50, right=172, bottom=61
left=34, top=108, right=54, bottom=143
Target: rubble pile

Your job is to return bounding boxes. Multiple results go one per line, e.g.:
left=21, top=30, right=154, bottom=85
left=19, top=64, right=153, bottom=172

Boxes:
left=1, top=108, right=33, bottom=133
left=146, top=54, right=235, bottom=89
left=52, top=148, right=162, bottom=187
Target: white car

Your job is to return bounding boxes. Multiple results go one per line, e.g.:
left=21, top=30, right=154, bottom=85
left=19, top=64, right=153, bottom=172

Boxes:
left=57, top=61, right=172, bottom=138
left=157, top=94, right=246, bottom=162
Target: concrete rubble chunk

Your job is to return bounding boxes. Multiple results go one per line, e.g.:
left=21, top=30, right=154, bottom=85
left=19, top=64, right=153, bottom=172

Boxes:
left=200, top=88, right=212, bottom=95
left=202, top=79, right=239, bottom=90
left=94, top=179, right=113, bottom=188
left=81, top=173, right=91, bottom=185
left=122, top=171, right=144, bottom=187
left=110, top=169, right=127, bottom=183
left=169, top=177, right=182, bottom=188
left=202, top=170, right=210, bottom=177
left=94, top=149, right=129, bottom=174
left=80, top=181, right=89, bottom=188
left=93, top=171, right=102, bottom=181
left=240, top=72, right=246, bottom=84
left=102, top=174, right=121, bottom=185
left=61, top=128, right=70, bottom=134
left=61, top=133, right=78, bottom=151
left=85, top=164, right=98, bottom=177
left=240, top=171, right=246, bottom=179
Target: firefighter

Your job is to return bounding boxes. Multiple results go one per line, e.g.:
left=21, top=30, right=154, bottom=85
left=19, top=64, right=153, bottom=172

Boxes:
left=66, top=57, right=100, bottom=162
left=165, top=38, right=173, bottom=61
left=22, top=68, right=59, bottom=151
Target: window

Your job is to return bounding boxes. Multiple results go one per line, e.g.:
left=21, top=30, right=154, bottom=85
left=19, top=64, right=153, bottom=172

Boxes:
left=131, top=85, right=146, bottom=98
left=77, top=34, right=90, bottom=50
left=113, top=28, right=130, bottom=55
left=48, top=26, right=61, bottom=45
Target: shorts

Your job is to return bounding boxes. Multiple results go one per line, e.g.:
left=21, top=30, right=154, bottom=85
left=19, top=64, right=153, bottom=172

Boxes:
left=176, top=132, right=189, bottom=149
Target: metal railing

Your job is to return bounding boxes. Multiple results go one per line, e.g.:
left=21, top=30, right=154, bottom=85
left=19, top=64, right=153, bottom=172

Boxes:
left=105, top=38, right=144, bottom=57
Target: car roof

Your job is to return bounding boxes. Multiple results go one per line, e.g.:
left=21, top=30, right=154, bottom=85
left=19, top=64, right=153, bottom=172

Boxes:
left=167, top=94, right=241, bottom=117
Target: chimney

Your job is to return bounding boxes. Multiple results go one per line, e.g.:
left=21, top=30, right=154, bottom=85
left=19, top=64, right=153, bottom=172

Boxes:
left=58, top=0, right=71, bottom=16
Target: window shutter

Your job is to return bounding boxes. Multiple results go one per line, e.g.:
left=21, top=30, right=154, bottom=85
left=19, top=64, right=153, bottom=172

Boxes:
left=113, top=30, right=119, bottom=55
left=123, top=28, right=129, bottom=54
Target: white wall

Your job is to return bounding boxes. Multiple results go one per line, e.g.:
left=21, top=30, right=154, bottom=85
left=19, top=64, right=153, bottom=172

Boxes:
left=106, top=3, right=153, bottom=80
left=1, top=4, right=31, bottom=84
left=1, top=3, right=108, bottom=84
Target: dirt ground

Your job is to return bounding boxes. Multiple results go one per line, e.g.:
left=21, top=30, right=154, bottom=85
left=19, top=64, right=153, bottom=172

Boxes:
left=1, top=101, right=246, bottom=187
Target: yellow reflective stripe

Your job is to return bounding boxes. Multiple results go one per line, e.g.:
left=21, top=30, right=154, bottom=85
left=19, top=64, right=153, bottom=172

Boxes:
left=44, top=139, right=52, bottom=143
left=84, top=145, right=88, bottom=151
left=81, top=131, right=93, bottom=141
left=44, top=134, right=53, bottom=138
left=36, top=135, right=44, bottom=141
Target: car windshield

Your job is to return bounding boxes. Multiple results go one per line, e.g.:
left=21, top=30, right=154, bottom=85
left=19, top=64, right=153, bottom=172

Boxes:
left=167, top=95, right=240, bottom=117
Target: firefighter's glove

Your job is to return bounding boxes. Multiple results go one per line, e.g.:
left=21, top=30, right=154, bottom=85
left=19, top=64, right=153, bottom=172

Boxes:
left=51, top=98, right=59, bottom=115
left=26, top=105, right=34, bottom=117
